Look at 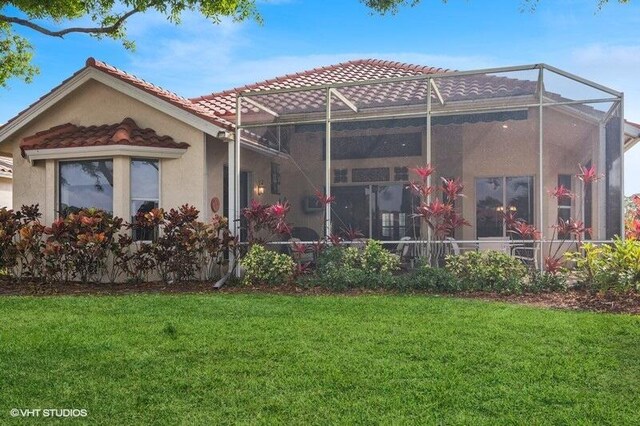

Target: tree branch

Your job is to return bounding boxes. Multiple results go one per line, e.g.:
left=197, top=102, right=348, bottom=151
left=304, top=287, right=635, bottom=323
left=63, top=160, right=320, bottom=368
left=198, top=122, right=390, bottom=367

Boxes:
left=0, top=8, right=140, bottom=38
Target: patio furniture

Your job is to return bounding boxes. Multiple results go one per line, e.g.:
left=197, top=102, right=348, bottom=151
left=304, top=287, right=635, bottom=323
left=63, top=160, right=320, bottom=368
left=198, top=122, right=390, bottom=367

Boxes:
left=445, top=237, right=478, bottom=256
left=478, top=237, right=511, bottom=253
left=291, top=227, right=319, bottom=242
left=351, top=238, right=368, bottom=250
left=395, top=236, right=415, bottom=268
left=287, top=237, right=315, bottom=264
left=512, top=245, right=540, bottom=270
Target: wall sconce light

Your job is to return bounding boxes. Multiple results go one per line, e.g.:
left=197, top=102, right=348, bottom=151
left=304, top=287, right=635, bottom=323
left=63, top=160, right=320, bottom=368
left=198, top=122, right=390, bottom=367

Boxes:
left=217, top=130, right=233, bottom=142
left=256, top=180, right=265, bottom=196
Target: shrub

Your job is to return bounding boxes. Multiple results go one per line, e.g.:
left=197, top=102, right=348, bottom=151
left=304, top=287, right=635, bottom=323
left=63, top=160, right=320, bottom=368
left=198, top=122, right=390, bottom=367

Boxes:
left=565, top=239, right=640, bottom=293
left=526, top=270, right=567, bottom=293
left=359, top=240, right=401, bottom=275
left=241, top=244, right=295, bottom=286
left=60, top=209, right=123, bottom=283
left=124, top=205, right=235, bottom=284
left=0, top=204, right=235, bottom=284
left=307, top=240, right=400, bottom=290
left=397, top=263, right=460, bottom=292
left=445, top=250, right=528, bottom=293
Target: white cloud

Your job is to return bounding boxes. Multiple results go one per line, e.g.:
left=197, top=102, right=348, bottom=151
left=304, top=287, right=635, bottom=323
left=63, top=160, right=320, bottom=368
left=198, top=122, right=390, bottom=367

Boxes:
left=119, top=9, right=496, bottom=97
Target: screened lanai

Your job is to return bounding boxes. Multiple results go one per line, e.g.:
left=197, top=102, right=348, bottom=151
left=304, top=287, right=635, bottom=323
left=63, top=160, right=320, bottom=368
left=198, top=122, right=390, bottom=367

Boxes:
left=228, top=64, right=624, bottom=269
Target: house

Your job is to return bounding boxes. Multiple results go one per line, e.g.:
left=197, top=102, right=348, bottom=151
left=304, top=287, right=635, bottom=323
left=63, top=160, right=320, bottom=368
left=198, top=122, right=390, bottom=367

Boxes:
left=0, top=58, right=638, bottom=254
left=0, top=156, right=11, bottom=209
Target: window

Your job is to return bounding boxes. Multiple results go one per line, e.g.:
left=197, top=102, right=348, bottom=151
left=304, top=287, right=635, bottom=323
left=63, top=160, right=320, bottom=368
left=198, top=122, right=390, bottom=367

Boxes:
left=323, top=132, right=422, bottom=160
left=59, top=160, right=113, bottom=216
left=557, top=174, right=572, bottom=237
left=352, top=167, right=390, bottom=183
left=394, top=167, right=409, bottom=181
left=270, top=162, right=281, bottom=195
left=334, top=169, right=348, bottom=183
left=476, top=176, right=534, bottom=238
left=131, top=159, right=159, bottom=241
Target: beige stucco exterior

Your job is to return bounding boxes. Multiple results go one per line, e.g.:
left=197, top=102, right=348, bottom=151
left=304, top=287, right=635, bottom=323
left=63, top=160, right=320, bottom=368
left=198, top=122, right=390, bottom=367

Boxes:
left=2, top=78, right=213, bottom=224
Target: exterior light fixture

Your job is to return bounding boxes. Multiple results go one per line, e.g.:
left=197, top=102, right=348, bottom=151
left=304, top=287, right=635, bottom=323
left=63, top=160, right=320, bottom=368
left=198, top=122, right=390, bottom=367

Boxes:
left=217, top=130, right=233, bottom=141
left=256, top=180, right=265, bottom=196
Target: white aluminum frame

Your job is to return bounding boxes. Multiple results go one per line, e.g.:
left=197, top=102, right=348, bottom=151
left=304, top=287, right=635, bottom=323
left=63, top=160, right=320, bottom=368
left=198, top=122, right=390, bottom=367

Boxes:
left=229, top=63, right=625, bottom=272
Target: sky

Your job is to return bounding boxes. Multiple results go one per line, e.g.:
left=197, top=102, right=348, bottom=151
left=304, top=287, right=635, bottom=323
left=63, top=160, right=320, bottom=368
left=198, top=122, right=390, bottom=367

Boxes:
left=0, top=0, right=639, bottom=194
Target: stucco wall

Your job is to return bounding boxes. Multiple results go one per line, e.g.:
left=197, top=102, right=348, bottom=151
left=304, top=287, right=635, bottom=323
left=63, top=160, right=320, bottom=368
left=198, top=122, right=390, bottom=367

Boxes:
left=2, top=78, right=208, bottom=224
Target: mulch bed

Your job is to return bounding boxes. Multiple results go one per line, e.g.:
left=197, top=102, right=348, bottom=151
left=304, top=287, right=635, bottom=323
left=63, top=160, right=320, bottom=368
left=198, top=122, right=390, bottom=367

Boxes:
left=0, top=278, right=638, bottom=315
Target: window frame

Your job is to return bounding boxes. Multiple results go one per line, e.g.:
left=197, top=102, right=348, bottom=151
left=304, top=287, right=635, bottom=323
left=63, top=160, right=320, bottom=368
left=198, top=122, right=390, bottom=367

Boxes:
left=130, top=158, right=161, bottom=242
left=557, top=174, right=573, bottom=234
left=475, top=175, right=535, bottom=238
left=270, top=162, right=281, bottom=195
left=57, top=158, right=114, bottom=217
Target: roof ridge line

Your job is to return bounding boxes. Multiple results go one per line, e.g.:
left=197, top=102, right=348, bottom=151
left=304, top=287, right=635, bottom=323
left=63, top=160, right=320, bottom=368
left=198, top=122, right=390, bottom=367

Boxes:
left=188, top=58, right=436, bottom=101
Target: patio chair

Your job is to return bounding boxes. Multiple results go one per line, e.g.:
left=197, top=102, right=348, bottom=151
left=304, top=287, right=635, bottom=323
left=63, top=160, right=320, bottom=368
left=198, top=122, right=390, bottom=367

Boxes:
left=478, top=236, right=511, bottom=253
left=351, top=238, right=368, bottom=250
left=395, top=236, right=415, bottom=268
left=445, top=237, right=478, bottom=256
left=287, top=237, right=315, bottom=264
left=512, top=244, right=540, bottom=270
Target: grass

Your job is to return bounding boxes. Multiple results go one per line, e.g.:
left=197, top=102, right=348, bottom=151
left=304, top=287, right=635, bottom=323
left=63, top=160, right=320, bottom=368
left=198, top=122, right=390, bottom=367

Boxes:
left=0, top=294, right=639, bottom=425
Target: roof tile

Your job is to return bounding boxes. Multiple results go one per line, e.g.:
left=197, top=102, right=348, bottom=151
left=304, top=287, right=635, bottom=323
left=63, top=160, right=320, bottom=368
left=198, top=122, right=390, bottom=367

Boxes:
left=20, top=118, right=190, bottom=155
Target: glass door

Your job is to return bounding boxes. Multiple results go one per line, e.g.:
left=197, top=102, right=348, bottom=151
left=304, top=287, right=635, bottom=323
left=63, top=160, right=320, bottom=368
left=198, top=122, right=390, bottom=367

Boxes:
left=332, top=186, right=371, bottom=237
left=332, top=184, right=418, bottom=241
left=374, top=184, right=418, bottom=241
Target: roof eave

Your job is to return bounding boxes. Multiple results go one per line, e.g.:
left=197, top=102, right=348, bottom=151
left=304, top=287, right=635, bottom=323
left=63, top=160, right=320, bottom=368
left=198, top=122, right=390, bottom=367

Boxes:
left=23, top=144, right=188, bottom=163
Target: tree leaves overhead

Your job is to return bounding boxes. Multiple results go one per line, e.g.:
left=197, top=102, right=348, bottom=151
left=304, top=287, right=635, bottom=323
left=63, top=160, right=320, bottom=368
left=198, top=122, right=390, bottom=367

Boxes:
left=0, top=0, right=260, bottom=87
left=361, top=0, right=631, bottom=14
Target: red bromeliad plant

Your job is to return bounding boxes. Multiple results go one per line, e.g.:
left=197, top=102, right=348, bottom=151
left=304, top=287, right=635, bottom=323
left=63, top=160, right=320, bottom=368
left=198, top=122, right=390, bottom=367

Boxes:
left=626, top=194, right=640, bottom=240
left=242, top=200, right=292, bottom=245
left=500, top=163, right=601, bottom=275
left=409, top=164, right=469, bottom=264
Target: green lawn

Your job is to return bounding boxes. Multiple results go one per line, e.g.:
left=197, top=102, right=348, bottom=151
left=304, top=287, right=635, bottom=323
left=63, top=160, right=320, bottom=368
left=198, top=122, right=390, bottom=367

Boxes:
left=0, top=294, right=638, bottom=425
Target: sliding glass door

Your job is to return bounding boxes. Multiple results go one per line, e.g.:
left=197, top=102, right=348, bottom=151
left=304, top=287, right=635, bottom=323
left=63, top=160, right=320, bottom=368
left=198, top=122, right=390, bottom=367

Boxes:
left=332, top=184, right=418, bottom=241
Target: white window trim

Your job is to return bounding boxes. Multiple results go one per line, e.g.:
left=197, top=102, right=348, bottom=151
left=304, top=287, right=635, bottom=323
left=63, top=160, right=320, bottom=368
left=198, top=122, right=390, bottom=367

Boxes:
left=26, top=145, right=186, bottom=163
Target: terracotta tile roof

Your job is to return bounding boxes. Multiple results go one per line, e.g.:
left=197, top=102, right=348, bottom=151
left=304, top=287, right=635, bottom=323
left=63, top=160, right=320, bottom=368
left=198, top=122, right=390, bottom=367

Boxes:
left=0, top=156, right=12, bottom=178
left=626, top=119, right=640, bottom=130
left=2, top=57, right=634, bottom=142
left=20, top=118, right=190, bottom=155
left=191, top=59, right=537, bottom=119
